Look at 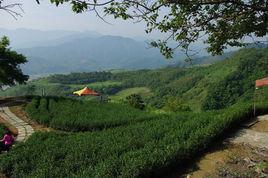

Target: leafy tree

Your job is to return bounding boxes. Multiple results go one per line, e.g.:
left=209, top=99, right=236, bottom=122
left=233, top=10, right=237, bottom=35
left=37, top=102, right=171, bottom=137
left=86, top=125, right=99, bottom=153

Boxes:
left=48, top=0, right=268, bottom=58
left=163, top=97, right=192, bottom=112
left=0, top=36, right=28, bottom=88
left=126, top=94, right=145, bottom=110
left=202, top=48, right=268, bottom=110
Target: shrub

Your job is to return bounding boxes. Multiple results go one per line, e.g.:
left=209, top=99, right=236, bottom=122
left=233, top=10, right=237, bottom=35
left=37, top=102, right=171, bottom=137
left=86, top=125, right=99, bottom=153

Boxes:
left=126, top=94, right=145, bottom=110
left=25, top=96, right=151, bottom=131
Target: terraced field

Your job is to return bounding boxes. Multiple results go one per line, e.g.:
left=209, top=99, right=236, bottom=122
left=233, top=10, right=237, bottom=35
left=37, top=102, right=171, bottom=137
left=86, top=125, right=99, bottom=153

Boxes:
left=1, top=96, right=267, bottom=178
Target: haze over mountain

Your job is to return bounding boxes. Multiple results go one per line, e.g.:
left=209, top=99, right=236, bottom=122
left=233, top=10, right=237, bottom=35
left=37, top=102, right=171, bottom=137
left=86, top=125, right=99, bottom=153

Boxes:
left=0, top=28, right=101, bottom=49
left=1, top=28, right=230, bottom=76
left=18, top=35, right=182, bottom=75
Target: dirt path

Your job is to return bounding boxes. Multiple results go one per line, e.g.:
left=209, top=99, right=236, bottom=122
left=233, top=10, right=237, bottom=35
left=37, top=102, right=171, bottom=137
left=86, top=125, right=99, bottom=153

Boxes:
left=186, top=114, right=268, bottom=178
left=230, top=115, right=268, bottom=148
left=0, top=102, right=34, bottom=142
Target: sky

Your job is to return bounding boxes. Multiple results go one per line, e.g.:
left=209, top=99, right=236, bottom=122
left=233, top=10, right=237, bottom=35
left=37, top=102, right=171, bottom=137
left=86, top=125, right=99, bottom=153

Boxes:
left=1, top=0, right=266, bottom=54
left=0, top=0, right=162, bottom=39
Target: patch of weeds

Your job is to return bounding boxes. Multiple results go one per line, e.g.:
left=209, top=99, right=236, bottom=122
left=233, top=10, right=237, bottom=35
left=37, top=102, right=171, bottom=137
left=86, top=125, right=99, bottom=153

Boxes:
left=217, top=165, right=255, bottom=178
left=226, top=153, right=240, bottom=164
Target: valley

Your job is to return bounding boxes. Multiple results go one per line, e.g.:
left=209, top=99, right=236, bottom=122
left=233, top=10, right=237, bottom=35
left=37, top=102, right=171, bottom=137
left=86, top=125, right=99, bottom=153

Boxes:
left=0, top=46, right=268, bottom=177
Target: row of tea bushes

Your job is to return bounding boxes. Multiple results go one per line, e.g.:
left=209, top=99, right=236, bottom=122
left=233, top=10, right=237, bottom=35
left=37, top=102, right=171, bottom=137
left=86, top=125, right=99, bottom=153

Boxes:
left=25, top=96, right=153, bottom=131
left=0, top=125, right=6, bottom=138
left=1, top=101, right=267, bottom=177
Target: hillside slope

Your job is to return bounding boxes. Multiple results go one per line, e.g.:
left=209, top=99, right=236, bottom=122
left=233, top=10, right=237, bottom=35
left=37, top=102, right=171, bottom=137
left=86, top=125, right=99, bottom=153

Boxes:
left=1, top=48, right=268, bottom=111
left=105, top=47, right=268, bottom=111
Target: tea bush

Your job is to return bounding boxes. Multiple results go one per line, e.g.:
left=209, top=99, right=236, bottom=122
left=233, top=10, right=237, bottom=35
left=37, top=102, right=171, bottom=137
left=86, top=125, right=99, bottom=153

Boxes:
left=1, top=101, right=267, bottom=178
left=25, top=96, right=152, bottom=131
left=0, top=125, right=6, bottom=138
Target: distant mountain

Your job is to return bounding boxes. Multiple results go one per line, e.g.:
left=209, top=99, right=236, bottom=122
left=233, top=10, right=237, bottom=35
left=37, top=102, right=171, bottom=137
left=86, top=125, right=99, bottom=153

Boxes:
left=18, top=35, right=182, bottom=75
left=0, top=28, right=101, bottom=48
left=1, top=28, right=233, bottom=76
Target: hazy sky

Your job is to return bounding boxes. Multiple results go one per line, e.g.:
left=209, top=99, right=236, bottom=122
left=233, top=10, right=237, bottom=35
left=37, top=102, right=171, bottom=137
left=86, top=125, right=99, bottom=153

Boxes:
left=0, top=0, right=162, bottom=38
left=1, top=0, right=266, bottom=53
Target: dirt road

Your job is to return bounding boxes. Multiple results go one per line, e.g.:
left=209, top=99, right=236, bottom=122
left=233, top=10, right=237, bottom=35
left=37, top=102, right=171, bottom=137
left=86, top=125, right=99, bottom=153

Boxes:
left=187, top=114, right=268, bottom=178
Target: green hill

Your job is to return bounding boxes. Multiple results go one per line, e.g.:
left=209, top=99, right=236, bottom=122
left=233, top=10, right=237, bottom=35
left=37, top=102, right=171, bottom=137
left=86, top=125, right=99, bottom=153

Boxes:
left=1, top=48, right=268, bottom=111
left=1, top=48, right=268, bottom=178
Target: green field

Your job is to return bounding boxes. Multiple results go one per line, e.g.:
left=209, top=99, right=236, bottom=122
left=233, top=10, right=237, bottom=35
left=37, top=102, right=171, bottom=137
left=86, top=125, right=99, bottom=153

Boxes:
left=110, top=87, right=153, bottom=102
left=31, top=80, right=122, bottom=89
left=31, top=79, right=122, bottom=91
left=0, top=80, right=122, bottom=98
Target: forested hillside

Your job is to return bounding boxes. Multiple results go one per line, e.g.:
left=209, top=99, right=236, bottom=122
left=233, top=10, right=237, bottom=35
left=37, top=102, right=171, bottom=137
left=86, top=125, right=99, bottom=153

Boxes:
left=1, top=47, right=268, bottom=111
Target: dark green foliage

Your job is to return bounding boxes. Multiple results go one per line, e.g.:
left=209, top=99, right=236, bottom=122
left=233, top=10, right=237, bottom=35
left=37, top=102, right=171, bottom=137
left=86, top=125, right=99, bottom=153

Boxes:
left=25, top=96, right=152, bottom=131
left=1, top=101, right=267, bottom=178
left=44, top=48, right=268, bottom=110
left=0, top=125, right=6, bottom=138
left=126, top=94, right=145, bottom=110
left=1, top=48, right=268, bottom=111
left=49, top=71, right=113, bottom=84
left=163, top=97, right=192, bottom=112
left=0, top=36, right=28, bottom=88
left=202, top=48, right=268, bottom=110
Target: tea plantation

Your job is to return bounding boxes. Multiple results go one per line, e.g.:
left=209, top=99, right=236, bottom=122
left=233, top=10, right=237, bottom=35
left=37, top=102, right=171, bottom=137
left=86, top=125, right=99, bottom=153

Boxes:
left=1, top=100, right=268, bottom=177
left=25, top=96, right=154, bottom=131
left=0, top=125, right=5, bottom=137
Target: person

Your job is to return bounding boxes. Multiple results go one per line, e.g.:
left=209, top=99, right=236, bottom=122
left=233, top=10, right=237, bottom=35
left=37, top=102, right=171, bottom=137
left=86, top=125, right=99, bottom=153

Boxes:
left=0, top=130, right=15, bottom=152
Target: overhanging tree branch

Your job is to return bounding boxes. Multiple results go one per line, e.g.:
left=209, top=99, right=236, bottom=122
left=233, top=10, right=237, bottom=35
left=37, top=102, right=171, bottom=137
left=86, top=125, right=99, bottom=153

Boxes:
left=2, top=0, right=268, bottom=58
left=0, top=0, right=24, bottom=19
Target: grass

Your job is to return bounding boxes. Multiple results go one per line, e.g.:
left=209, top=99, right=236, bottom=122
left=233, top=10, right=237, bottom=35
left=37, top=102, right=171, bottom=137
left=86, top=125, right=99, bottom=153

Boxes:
left=69, top=81, right=122, bottom=90
left=110, top=87, right=153, bottom=102
left=32, top=79, right=122, bottom=89
left=0, top=79, right=122, bottom=97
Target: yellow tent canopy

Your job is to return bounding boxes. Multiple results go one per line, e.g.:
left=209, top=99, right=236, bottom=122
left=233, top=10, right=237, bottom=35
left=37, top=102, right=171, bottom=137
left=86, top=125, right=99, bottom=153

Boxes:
left=73, top=87, right=99, bottom=96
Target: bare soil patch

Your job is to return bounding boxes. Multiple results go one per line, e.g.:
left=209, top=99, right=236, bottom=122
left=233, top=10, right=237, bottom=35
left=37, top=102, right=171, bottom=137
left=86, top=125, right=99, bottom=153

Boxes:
left=251, top=120, right=268, bottom=132
left=183, top=143, right=268, bottom=178
left=178, top=115, right=268, bottom=178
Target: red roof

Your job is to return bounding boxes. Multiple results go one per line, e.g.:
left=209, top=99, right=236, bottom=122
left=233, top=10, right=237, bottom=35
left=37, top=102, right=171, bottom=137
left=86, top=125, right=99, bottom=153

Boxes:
left=73, top=87, right=100, bottom=96
left=256, top=77, right=268, bottom=88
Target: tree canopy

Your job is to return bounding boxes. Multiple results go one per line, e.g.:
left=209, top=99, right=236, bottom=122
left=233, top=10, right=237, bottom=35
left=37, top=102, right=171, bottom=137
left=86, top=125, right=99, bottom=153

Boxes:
left=48, top=0, right=268, bottom=58
left=0, top=36, right=28, bottom=88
